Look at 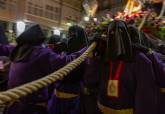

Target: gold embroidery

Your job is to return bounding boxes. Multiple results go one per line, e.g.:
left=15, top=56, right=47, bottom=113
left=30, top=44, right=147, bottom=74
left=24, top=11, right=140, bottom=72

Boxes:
left=34, top=102, right=47, bottom=107
left=98, top=102, right=133, bottom=114
left=160, top=88, right=165, bottom=93
left=55, top=89, right=79, bottom=99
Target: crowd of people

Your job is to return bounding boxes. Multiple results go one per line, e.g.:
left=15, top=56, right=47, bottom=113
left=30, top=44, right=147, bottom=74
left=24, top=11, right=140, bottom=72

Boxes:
left=0, top=13, right=165, bottom=114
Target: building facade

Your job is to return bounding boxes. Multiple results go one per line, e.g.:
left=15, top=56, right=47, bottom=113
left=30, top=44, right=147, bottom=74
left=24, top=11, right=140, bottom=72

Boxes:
left=0, top=0, right=83, bottom=41
left=97, top=0, right=127, bottom=17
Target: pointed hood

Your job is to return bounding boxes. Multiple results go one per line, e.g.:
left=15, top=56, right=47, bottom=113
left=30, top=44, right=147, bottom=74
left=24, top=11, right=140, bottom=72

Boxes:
left=67, top=25, right=89, bottom=54
left=16, top=24, right=46, bottom=45
left=10, top=24, right=46, bottom=62
left=128, top=25, right=157, bottom=49
left=104, top=20, right=133, bottom=61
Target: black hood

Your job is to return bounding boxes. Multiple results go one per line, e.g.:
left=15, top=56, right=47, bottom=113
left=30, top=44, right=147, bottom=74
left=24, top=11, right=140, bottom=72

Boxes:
left=157, top=44, right=165, bottom=55
left=0, top=25, right=8, bottom=44
left=48, top=35, right=61, bottom=44
left=48, top=35, right=67, bottom=53
left=104, top=20, right=133, bottom=61
left=128, top=25, right=142, bottom=44
left=128, top=25, right=156, bottom=49
left=10, top=24, right=45, bottom=62
left=16, top=24, right=46, bottom=45
left=128, top=25, right=165, bottom=55
left=67, top=25, right=89, bottom=54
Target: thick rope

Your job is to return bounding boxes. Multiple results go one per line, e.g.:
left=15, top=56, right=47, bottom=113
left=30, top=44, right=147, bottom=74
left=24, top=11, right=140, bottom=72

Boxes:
left=138, top=0, right=165, bottom=30
left=157, top=0, right=165, bottom=19
left=138, top=13, right=148, bottom=30
left=0, top=42, right=97, bottom=105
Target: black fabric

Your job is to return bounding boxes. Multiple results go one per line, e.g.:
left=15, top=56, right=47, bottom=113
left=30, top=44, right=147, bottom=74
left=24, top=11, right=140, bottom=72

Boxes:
left=158, top=44, right=165, bottom=55
left=130, top=26, right=165, bottom=54
left=10, top=44, right=33, bottom=62
left=0, top=25, right=8, bottom=44
left=54, top=42, right=67, bottom=54
left=128, top=25, right=156, bottom=49
left=140, top=32, right=157, bottom=49
left=48, top=35, right=67, bottom=54
left=132, top=43, right=150, bottom=54
left=160, top=54, right=165, bottom=62
left=10, top=24, right=45, bottom=62
left=128, top=26, right=142, bottom=44
left=104, top=20, right=133, bottom=61
left=16, top=24, right=45, bottom=45
left=67, top=25, right=89, bottom=54
left=129, top=26, right=165, bottom=55
left=48, top=35, right=61, bottom=44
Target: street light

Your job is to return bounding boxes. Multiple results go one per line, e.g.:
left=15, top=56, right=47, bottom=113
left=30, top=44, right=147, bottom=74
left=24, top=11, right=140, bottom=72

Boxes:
left=84, top=16, right=90, bottom=21
left=93, top=17, right=97, bottom=22
left=16, top=21, right=26, bottom=36
left=53, top=29, right=61, bottom=36
left=66, top=22, right=72, bottom=26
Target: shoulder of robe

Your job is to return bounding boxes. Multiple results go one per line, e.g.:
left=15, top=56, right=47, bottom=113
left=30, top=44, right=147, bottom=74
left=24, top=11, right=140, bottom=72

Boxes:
left=135, top=51, right=152, bottom=65
left=32, top=46, right=53, bottom=58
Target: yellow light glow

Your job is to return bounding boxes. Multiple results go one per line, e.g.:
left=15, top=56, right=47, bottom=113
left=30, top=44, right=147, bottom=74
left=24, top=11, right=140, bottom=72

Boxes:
left=124, top=0, right=142, bottom=15
left=83, top=0, right=98, bottom=17
left=84, top=16, right=90, bottom=21
left=124, top=0, right=131, bottom=13
left=66, top=22, right=72, bottom=26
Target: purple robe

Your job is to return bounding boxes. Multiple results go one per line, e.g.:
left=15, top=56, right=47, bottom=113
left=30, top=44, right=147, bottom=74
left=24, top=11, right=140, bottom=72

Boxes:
left=48, top=61, right=85, bottom=114
left=0, top=44, right=85, bottom=114
left=144, top=52, right=165, bottom=114
left=0, top=44, right=14, bottom=56
left=48, top=94, right=81, bottom=114
left=48, top=25, right=88, bottom=114
left=98, top=51, right=158, bottom=114
left=0, top=56, right=10, bottom=91
left=80, top=56, right=101, bottom=114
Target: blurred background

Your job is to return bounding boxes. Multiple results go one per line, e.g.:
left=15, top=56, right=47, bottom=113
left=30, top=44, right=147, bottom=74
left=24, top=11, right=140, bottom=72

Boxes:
left=0, top=0, right=164, bottom=43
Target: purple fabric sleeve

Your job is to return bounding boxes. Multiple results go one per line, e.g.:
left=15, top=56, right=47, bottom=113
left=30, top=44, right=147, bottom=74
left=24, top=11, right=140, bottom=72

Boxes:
left=0, top=44, right=15, bottom=56
left=135, top=52, right=158, bottom=114
left=48, top=47, right=86, bottom=71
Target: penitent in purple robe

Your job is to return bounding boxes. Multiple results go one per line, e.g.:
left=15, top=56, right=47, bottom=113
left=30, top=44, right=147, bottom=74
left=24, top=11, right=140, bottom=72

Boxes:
left=0, top=44, right=85, bottom=114
left=80, top=56, right=102, bottom=114
left=98, top=51, right=159, bottom=114
left=48, top=25, right=88, bottom=114
left=48, top=60, right=85, bottom=114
